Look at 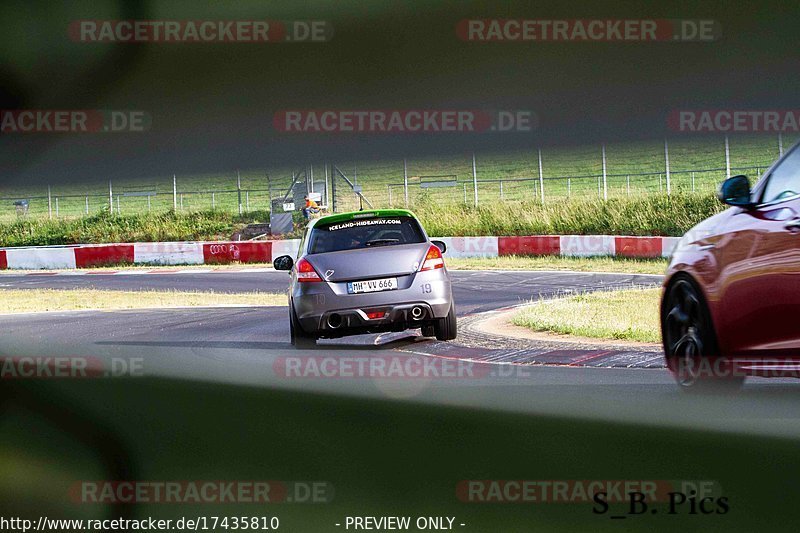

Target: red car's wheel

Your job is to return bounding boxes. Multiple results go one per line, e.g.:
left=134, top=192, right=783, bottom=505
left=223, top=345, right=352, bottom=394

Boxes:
left=662, top=277, right=743, bottom=392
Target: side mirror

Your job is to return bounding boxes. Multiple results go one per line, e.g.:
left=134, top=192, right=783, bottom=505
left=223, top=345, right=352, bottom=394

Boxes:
left=273, top=255, right=294, bottom=271
left=718, top=175, right=754, bottom=208
left=431, top=240, right=447, bottom=254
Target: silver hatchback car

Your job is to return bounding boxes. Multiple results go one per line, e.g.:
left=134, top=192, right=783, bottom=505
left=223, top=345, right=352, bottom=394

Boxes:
left=273, top=209, right=457, bottom=347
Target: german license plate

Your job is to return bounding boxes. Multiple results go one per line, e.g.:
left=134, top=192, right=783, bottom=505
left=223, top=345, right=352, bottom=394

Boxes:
left=347, top=277, right=398, bottom=294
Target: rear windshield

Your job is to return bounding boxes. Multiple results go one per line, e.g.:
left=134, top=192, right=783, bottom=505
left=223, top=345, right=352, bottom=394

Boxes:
left=307, top=216, right=426, bottom=254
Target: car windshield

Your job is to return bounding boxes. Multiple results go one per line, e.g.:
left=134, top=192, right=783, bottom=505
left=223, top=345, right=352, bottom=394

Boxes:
left=307, top=216, right=425, bottom=254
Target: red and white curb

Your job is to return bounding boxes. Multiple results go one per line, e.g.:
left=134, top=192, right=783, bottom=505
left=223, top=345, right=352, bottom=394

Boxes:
left=439, top=235, right=679, bottom=259
left=0, top=241, right=284, bottom=271
left=0, top=236, right=679, bottom=271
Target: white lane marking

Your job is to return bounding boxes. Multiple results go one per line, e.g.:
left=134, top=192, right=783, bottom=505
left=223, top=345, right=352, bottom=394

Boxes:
left=451, top=269, right=664, bottom=278
left=0, top=268, right=280, bottom=277
left=0, top=304, right=286, bottom=317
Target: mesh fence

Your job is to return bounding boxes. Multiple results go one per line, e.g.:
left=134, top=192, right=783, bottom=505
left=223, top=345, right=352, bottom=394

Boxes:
left=1, top=134, right=796, bottom=222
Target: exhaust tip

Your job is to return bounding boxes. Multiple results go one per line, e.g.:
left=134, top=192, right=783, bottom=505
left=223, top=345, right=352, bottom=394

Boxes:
left=327, top=313, right=342, bottom=329
left=410, top=306, right=425, bottom=320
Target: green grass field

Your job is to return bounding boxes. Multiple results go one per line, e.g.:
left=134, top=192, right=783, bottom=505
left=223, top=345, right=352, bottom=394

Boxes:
left=513, top=288, right=662, bottom=343
left=0, top=133, right=793, bottom=223
left=0, top=193, right=722, bottom=247
left=0, top=289, right=285, bottom=314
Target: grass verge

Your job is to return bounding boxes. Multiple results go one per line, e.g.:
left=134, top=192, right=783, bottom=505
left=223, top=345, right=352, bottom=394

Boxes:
left=0, top=209, right=293, bottom=247
left=415, top=193, right=722, bottom=237
left=512, top=288, right=662, bottom=343
left=446, top=255, right=667, bottom=274
left=0, top=289, right=286, bottom=314
left=0, top=257, right=667, bottom=275
left=1, top=193, right=720, bottom=247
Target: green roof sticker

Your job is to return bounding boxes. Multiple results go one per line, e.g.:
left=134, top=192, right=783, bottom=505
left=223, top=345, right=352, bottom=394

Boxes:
left=316, top=209, right=416, bottom=226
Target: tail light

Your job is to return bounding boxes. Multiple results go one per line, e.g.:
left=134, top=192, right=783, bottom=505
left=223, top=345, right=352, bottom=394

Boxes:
left=419, top=244, right=444, bottom=271
left=296, top=257, right=322, bottom=282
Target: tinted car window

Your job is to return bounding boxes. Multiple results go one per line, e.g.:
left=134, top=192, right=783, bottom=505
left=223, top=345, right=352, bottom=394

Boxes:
left=308, top=216, right=425, bottom=254
left=762, top=147, right=800, bottom=203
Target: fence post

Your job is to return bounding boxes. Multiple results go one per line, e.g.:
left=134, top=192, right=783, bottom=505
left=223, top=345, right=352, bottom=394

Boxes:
left=246, top=190, right=250, bottom=212
left=567, top=177, right=571, bottom=197
left=463, top=183, right=467, bottom=204
left=471, top=153, right=478, bottom=207
left=55, top=197, right=59, bottom=217
left=499, top=181, right=504, bottom=200
left=331, top=167, right=337, bottom=212
left=85, top=195, right=89, bottom=214
left=266, top=173, right=273, bottom=212
left=147, top=195, right=151, bottom=212
left=626, top=175, right=630, bottom=196
left=691, top=172, right=695, bottom=192
left=601, top=143, right=608, bottom=200
left=664, top=138, right=671, bottom=196
left=237, top=170, right=243, bottom=215
left=172, top=175, right=177, bottom=211
left=47, top=186, right=52, bottom=219
left=323, top=165, right=329, bottom=208
left=109, top=181, right=114, bottom=212
left=116, top=196, right=121, bottom=215
left=403, top=158, right=409, bottom=207
left=779, top=132, right=784, bottom=157
left=659, top=174, right=662, bottom=193
left=388, top=185, right=393, bottom=205
left=538, top=147, right=545, bottom=204
left=725, top=135, right=731, bottom=178
left=212, top=192, right=216, bottom=210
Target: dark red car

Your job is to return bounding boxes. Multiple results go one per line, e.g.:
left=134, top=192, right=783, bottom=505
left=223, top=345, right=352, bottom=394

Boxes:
left=662, top=143, right=800, bottom=391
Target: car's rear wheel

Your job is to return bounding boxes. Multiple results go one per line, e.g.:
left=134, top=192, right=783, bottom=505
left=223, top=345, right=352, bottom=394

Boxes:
left=662, top=277, right=743, bottom=393
left=434, top=303, right=457, bottom=341
left=290, top=301, right=316, bottom=349
left=420, top=324, right=435, bottom=338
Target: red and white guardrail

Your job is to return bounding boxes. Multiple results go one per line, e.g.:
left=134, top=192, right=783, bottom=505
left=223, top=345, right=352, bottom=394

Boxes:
left=0, top=236, right=679, bottom=271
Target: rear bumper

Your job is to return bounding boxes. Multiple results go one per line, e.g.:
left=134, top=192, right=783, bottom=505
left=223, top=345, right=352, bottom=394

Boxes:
left=292, top=269, right=452, bottom=336
left=300, top=302, right=445, bottom=338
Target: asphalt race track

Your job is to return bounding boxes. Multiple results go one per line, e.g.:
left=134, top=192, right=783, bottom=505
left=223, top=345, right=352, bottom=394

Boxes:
left=2, top=269, right=800, bottom=438
left=0, top=269, right=666, bottom=366
left=0, top=269, right=658, bottom=315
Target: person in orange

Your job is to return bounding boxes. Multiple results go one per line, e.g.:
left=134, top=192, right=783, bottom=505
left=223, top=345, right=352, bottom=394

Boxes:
left=302, top=195, right=320, bottom=219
